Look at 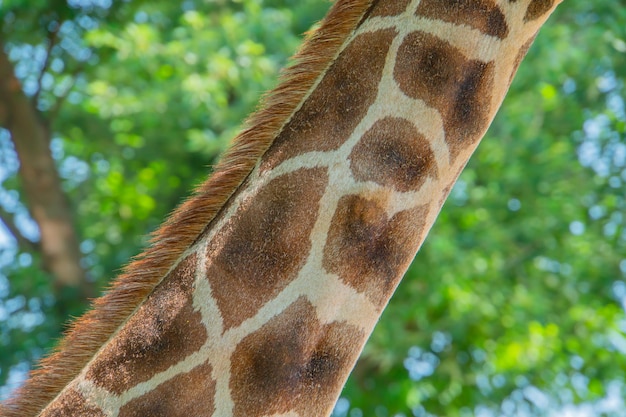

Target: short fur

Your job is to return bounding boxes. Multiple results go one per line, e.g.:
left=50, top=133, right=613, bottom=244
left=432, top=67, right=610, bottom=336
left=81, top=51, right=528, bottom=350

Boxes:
left=0, top=1, right=375, bottom=415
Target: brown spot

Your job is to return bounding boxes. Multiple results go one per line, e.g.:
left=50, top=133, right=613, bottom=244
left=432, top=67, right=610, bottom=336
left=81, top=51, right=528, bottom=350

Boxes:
left=39, top=389, right=105, bottom=417
left=118, top=361, right=215, bottom=417
left=369, top=0, right=411, bottom=17
left=509, top=34, right=537, bottom=84
left=230, top=297, right=365, bottom=417
left=85, top=254, right=207, bottom=394
left=416, top=0, right=509, bottom=39
left=323, top=195, right=428, bottom=306
left=261, top=29, right=397, bottom=171
left=394, top=31, right=494, bottom=162
left=438, top=184, right=453, bottom=209
left=440, top=163, right=468, bottom=207
left=207, top=168, right=327, bottom=330
left=349, top=117, right=438, bottom=192
left=525, top=0, right=554, bottom=21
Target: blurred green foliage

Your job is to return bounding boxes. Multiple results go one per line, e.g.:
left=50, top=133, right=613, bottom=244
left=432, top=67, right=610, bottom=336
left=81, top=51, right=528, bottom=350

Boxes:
left=1, top=1, right=625, bottom=416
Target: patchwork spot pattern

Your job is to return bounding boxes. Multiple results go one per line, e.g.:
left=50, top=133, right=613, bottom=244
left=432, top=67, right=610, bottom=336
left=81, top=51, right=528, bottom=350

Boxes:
left=31, top=1, right=562, bottom=416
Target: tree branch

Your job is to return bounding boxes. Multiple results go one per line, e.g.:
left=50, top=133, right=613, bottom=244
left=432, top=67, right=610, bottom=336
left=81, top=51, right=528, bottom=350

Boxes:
left=0, top=41, right=95, bottom=300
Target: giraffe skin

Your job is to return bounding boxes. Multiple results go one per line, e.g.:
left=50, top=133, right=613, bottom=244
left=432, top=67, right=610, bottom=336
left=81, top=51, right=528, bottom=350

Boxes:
left=2, top=1, right=563, bottom=416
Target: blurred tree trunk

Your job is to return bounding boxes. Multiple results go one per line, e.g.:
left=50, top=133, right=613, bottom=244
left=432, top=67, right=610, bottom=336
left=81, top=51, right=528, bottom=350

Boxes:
left=0, top=44, right=94, bottom=302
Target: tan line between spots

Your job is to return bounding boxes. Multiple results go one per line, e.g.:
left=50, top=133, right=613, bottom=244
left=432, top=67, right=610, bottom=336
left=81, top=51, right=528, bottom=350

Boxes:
left=118, top=361, right=215, bottom=417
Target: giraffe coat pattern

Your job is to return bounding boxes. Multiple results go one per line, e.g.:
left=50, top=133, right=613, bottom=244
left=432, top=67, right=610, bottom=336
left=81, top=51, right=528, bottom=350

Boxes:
left=2, top=0, right=561, bottom=416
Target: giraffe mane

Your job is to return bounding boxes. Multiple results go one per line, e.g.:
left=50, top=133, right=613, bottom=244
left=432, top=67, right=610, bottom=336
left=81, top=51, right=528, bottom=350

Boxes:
left=2, top=1, right=374, bottom=415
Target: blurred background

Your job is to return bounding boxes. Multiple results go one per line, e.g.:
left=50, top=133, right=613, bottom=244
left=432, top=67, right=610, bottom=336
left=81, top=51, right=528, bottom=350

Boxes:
left=0, top=0, right=625, bottom=416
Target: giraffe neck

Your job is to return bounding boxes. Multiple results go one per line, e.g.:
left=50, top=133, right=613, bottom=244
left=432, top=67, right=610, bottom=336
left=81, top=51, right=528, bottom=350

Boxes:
left=4, top=1, right=562, bottom=416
